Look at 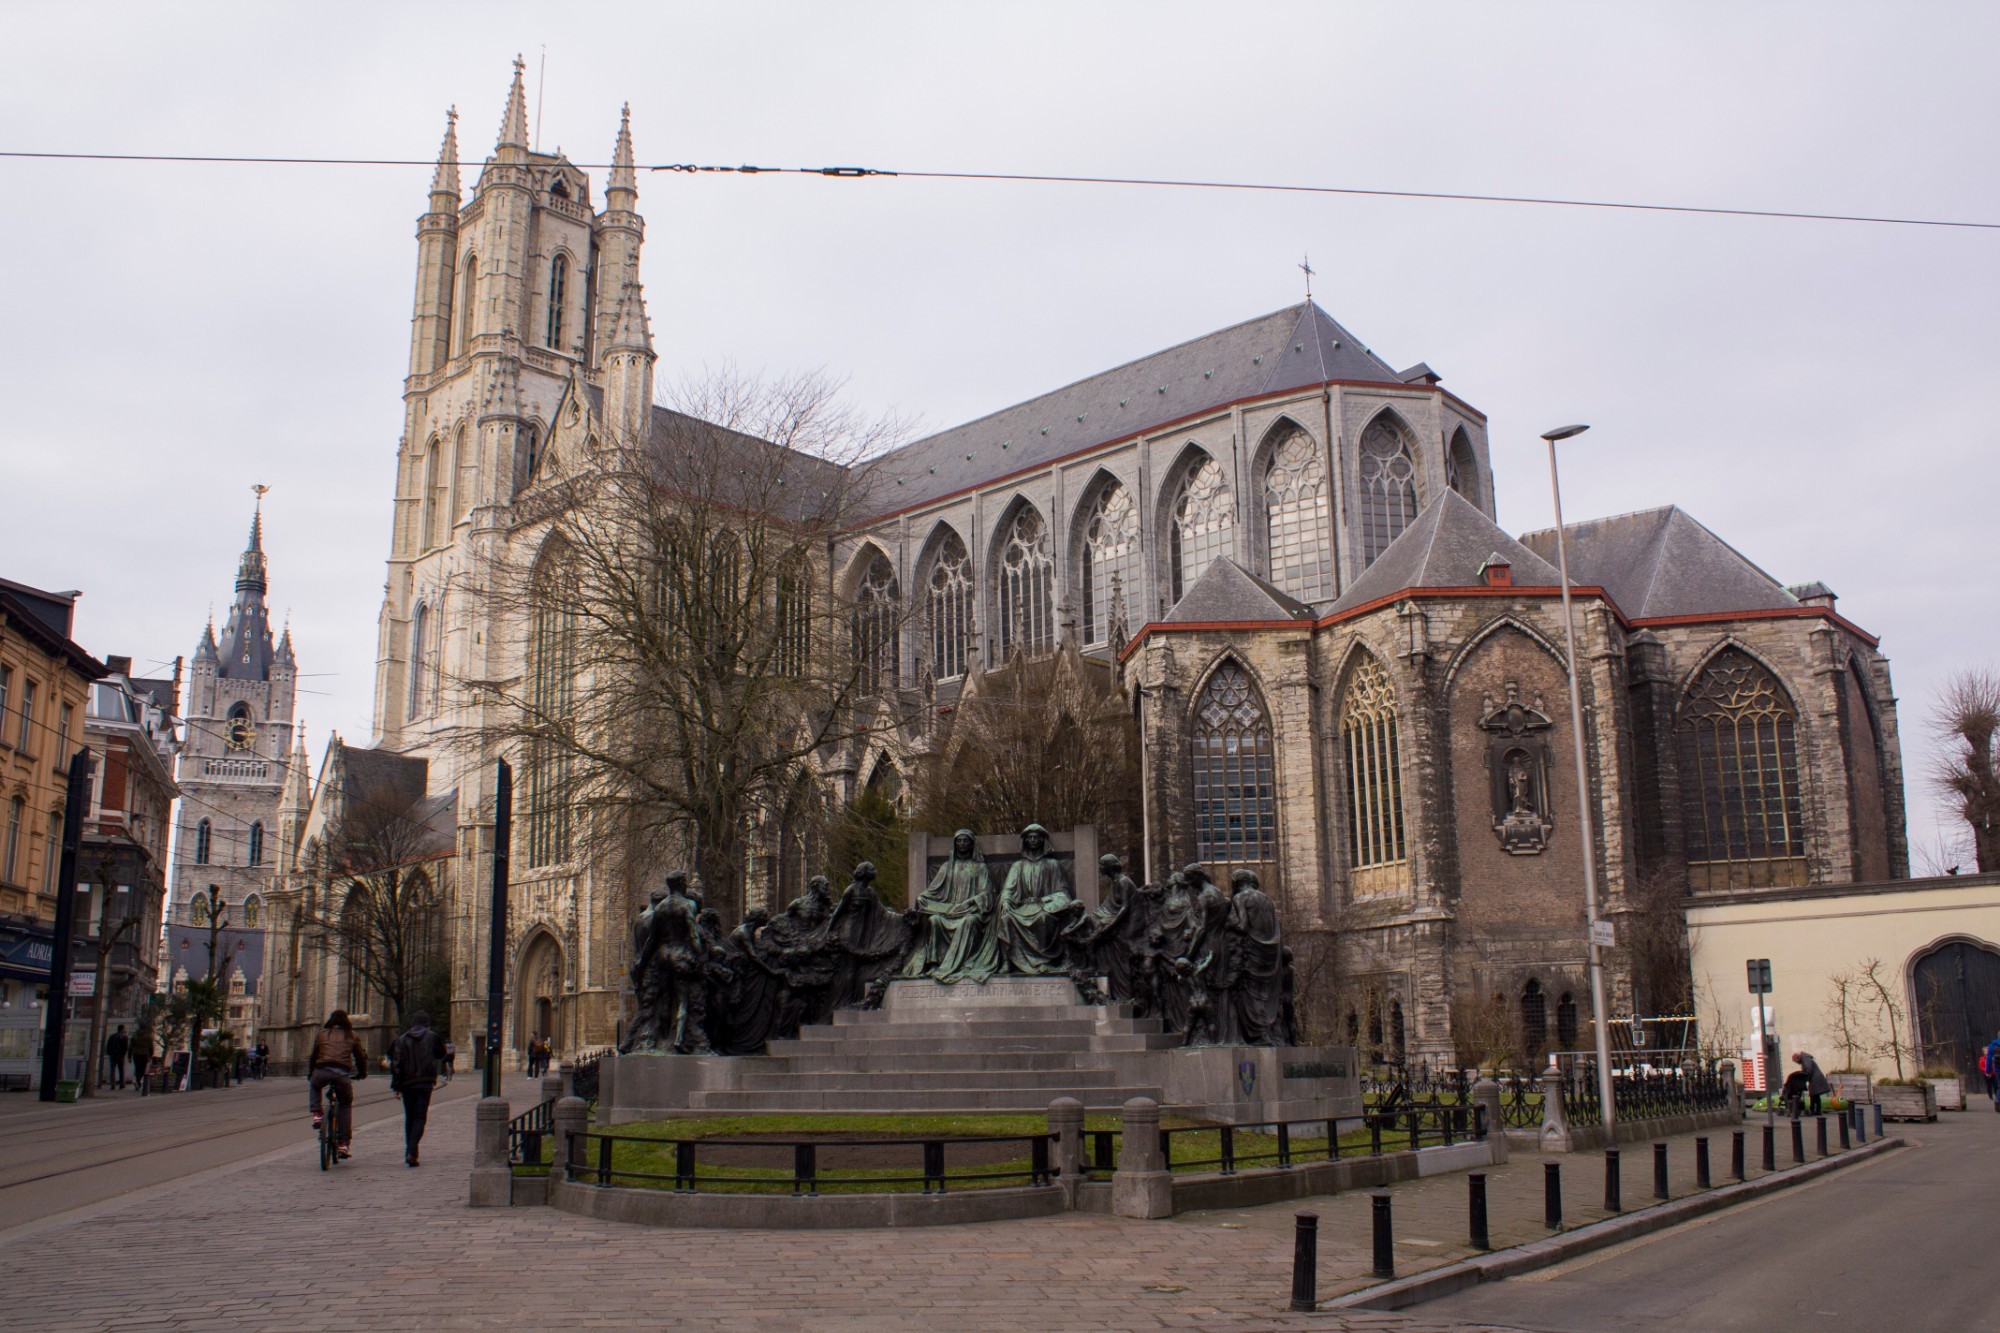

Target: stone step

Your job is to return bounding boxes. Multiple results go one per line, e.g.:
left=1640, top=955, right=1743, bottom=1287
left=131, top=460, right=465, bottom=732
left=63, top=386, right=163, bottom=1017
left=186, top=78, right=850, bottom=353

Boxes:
left=813, top=1018, right=1104, bottom=1041
left=686, top=1085, right=1167, bottom=1113
left=768, top=1032, right=1181, bottom=1057
left=827, top=1010, right=1168, bottom=1035
left=732, top=1067, right=1129, bottom=1091
left=761, top=1050, right=1086, bottom=1074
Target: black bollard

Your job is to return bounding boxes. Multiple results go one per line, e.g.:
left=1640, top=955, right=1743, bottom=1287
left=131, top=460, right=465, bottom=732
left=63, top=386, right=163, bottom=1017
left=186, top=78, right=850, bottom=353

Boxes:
left=1790, top=1117, right=1806, bottom=1165
left=1816, top=1115, right=1829, bottom=1157
left=1653, top=1141, right=1670, bottom=1200
left=1288, top=1213, right=1318, bottom=1312
left=1731, top=1129, right=1746, bottom=1181
left=1371, top=1192, right=1395, bottom=1278
left=1544, top=1160, right=1563, bottom=1231
left=1695, top=1136, right=1711, bottom=1189
left=1839, top=1109, right=1851, bottom=1150
left=1604, top=1145, right=1622, bottom=1213
left=1762, top=1122, right=1776, bottom=1172
left=1469, top=1172, right=1490, bottom=1251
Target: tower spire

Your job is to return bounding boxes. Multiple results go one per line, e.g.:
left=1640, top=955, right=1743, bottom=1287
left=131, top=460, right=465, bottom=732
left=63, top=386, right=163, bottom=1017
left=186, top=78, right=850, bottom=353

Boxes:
left=608, top=102, right=637, bottom=200
left=218, top=490, right=275, bottom=680
left=497, top=55, right=530, bottom=153
left=430, top=106, right=461, bottom=205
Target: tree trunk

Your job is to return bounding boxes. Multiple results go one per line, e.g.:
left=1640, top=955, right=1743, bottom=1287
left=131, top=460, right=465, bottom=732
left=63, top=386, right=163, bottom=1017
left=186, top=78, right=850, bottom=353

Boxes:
left=81, top=889, right=121, bottom=1098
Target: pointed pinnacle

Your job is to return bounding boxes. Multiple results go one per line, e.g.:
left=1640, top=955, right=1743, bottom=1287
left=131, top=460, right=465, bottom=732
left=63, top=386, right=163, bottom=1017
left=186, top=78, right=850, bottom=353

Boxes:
left=607, top=279, right=652, bottom=352
left=609, top=102, right=637, bottom=197
left=498, top=55, right=530, bottom=150
left=431, top=105, right=461, bottom=199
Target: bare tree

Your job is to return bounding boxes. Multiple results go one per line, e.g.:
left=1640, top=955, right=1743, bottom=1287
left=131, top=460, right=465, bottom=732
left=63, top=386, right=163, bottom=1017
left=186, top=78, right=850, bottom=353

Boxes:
left=1822, top=969, right=1877, bottom=1072
left=1931, top=668, right=2000, bottom=873
left=909, top=645, right=1141, bottom=858
left=1450, top=988, right=1527, bottom=1072
left=1622, top=864, right=1693, bottom=1015
left=299, top=790, right=449, bottom=1027
left=468, top=369, right=917, bottom=922
left=1857, top=957, right=1910, bottom=1081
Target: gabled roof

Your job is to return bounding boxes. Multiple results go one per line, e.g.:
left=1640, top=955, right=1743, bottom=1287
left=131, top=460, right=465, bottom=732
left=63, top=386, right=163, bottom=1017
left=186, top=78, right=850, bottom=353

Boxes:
left=335, top=742, right=428, bottom=810
left=863, top=301, right=1404, bottom=514
left=1516, top=506, right=1798, bottom=620
left=1327, top=490, right=1562, bottom=614
left=1163, top=557, right=1313, bottom=625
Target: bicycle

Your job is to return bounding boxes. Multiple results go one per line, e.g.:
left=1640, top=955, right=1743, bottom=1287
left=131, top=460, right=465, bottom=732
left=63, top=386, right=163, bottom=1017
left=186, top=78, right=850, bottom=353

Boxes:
left=317, top=1086, right=340, bottom=1170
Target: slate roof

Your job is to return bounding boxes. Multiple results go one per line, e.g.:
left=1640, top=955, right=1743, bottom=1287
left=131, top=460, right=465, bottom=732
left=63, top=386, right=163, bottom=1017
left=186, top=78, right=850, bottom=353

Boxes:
left=1327, top=490, right=1563, bottom=614
left=1163, top=558, right=1313, bottom=625
left=1516, top=506, right=1798, bottom=620
left=336, top=742, right=428, bottom=810
left=861, top=302, right=1404, bottom=515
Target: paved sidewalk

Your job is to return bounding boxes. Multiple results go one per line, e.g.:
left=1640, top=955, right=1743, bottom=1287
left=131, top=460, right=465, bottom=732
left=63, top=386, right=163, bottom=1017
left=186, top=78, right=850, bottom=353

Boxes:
left=0, top=1092, right=1885, bottom=1331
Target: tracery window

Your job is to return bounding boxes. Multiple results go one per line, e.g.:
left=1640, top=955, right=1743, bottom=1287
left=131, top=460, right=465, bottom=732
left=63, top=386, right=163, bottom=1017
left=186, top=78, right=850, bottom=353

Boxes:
left=775, top=554, right=812, bottom=679
left=195, top=818, right=212, bottom=866
left=924, top=531, right=973, bottom=680
left=1340, top=657, right=1407, bottom=870
left=1263, top=427, right=1334, bottom=602
left=1358, top=415, right=1419, bottom=567
left=851, top=552, right=900, bottom=694
left=524, top=546, right=578, bottom=867
left=247, top=822, right=264, bottom=868
left=545, top=253, right=568, bottom=349
left=1081, top=483, right=1140, bottom=648
left=1190, top=662, right=1277, bottom=863
left=996, top=505, right=1054, bottom=659
left=1678, top=650, right=1806, bottom=881
left=1170, top=454, right=1234, bottom=603
left=1522, top=979, right=1548, bottom=1054
left=1445, top=427, right=1482, bottom=510
left=407, top=602, right=429, bottom=721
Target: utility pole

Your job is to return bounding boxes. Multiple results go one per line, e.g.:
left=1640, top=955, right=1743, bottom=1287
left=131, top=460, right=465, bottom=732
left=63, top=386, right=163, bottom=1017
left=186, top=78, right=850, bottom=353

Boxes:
left=483, top=759, right=511, bottom=1098
left=39, top=751, right=93, bottom=1101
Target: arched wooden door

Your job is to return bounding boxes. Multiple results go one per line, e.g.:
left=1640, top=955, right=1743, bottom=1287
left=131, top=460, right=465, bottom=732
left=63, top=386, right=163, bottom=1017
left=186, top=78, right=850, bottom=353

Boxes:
left=1912, top=940, right=2000, bottom=1082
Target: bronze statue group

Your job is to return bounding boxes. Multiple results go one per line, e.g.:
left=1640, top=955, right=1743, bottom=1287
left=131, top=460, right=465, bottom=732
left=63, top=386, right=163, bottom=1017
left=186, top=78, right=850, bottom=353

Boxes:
left=620, top=823, right=1300, bottom=1057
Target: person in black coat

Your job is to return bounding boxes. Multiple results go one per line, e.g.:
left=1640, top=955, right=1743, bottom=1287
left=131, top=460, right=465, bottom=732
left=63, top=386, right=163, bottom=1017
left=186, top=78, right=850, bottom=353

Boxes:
left=389, top=1013, right=448, bottom=1167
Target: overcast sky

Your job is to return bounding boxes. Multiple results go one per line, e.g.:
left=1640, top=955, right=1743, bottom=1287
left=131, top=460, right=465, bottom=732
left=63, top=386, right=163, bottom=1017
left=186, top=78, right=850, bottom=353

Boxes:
left=3, top=3, right=1993, bottom=867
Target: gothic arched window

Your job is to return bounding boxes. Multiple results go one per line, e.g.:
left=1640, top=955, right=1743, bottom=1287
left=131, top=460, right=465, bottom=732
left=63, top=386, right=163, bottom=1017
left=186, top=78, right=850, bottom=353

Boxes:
left=546, top=253, right=569, bottom=350
left=1262, top=426, right=1334, bottom=602
left=524, top=544, right=578, bottom=867
left=851, top=552, right=900, bottom=694
left=407, top=602, right=429, bottom=722
left=1445, top=427, right=1482, bottom=511
left=247, top=822, right=264, bottom=868
left=1679, top=649, right=1806, bottom=884
left=1170, top=454, right=1234, bottom=603
left=1358, top=415, right=1419, bottom=567
left=1522, top=979, right=1549, bottom=1054
left=774, top=552, right=812, bottom=679
left=1190, top=662, right=1277, bottom=863
left=1340, top=656, right=1407, bottom=870
left=996, top=504, right=1054, bottom=659
left=924, top=530, right=973, bottom=681
left=1557, top=992, right=1579, bottom=1048
left=1081, top=482, right=1140, bottom=648
left=457, top=252, right=477, bottom=357
left=419, top=443, right=444, bottom=550
left=195, top=818, right=212, bottom=866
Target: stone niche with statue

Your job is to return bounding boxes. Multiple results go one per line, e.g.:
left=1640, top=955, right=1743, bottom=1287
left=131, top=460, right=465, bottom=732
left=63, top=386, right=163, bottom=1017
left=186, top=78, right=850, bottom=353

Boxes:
left=600, top=824, right=1360, bottom=1126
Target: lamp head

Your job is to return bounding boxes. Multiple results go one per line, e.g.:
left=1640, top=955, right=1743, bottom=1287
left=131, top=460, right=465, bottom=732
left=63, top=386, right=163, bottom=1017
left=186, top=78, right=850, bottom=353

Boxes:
left=1541, top=423, right=1590, bottom=443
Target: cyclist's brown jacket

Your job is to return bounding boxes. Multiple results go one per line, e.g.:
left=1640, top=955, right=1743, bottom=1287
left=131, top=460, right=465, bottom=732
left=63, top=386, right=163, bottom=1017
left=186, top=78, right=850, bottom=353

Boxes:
left=308, top=1028, right=366, bottom=1074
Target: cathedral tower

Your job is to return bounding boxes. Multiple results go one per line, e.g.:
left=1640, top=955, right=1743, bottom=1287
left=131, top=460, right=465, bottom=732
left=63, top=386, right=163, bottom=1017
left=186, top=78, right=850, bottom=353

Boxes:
left=170, top=498, right=295, bottom=932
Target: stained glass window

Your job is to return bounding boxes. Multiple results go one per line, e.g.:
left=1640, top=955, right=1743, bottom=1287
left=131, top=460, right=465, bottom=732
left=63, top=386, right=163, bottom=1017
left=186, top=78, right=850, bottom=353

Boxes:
left=1341, top=657, right=1406, bottom=868
left=1263, top=428, right=1334, bottom=602
left=1359, top=416, right=1418, bottom=567
left=525, top=546, right=578, bottom=867
left=1081, top=483, right=1140, bottom=648
left=1170, top=454, right=1234, bottom=602
left=997, top=505, right=1054, bottom=659
left=851, top=552, right=900, bottom=694
left=1679, top=650, right=1805, bottom=868
left=775, top=553, right=811, bottom=679
left=925, top=531, right=973, bottom=680
left=1190, top=662, right=1277, bottom=863
left=546, top=253, right=568, bottom=349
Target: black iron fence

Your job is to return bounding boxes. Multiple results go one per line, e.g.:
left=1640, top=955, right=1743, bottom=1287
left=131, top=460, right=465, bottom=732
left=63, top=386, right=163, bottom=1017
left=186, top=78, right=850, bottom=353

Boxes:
left=562, top=1130, right=1055, bottom=1195
left=509, top=1095, right=556, bottom=1169
left=1563, top=1060, right=1730, bottom=1123
left=569, top=1048, right=613, bottom=1103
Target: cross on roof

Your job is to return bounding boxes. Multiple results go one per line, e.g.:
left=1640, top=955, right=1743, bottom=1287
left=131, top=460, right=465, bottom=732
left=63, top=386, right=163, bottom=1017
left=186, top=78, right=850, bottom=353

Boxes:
left=1299, top=253, right=1315, bottom=302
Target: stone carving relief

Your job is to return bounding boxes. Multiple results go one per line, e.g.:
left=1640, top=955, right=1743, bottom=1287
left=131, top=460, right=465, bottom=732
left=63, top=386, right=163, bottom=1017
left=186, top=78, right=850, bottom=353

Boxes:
left=1479, top=683, right=1555, bottom=855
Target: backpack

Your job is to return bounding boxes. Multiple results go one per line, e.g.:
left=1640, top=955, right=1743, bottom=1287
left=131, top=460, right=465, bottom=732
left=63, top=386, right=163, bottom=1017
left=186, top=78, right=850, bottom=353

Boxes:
left=391, top=1029, right=443, bottom=1089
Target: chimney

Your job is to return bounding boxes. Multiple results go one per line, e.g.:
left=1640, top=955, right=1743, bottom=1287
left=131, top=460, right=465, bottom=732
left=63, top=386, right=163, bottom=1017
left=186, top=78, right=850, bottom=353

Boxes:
left=105, top=654, right=133, bottom=676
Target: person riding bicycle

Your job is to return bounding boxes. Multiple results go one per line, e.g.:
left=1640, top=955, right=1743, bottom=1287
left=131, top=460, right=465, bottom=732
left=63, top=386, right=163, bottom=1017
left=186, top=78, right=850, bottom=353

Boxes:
left=308, top=1010, right=368, bottom=1159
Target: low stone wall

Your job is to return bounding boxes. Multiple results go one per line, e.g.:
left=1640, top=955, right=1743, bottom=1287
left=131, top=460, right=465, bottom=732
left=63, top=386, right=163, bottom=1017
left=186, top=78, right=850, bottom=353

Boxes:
left=1533, top=1106, right=1741, bottom=1153
left=1161, top=1139, right=1501, bottom=1214
left=549, top=1176, right=1070, bottom=1229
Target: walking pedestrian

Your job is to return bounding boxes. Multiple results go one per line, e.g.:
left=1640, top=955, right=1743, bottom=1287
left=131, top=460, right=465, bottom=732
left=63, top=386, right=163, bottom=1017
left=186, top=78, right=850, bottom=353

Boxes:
left=132, top=1025, right=155, bottom=1096
left=388, top=1011, right=448, bottom=1168
left=441, top=1039, right=456, bottom=1082
left=105, top=1025, right=130, bottom=1091
left=1984, top=1030, right=2000, bottom=1112
left=1790, top=1051, right=1829, bottom=1116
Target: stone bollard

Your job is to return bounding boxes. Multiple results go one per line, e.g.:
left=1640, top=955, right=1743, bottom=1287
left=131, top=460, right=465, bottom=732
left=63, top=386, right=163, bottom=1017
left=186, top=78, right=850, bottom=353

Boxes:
left=1111, top=1097, right=1174, bottom=1219
left=550, top=1095, right=590, bottom=1193
left=541, top=1070, right=565, bottom=1106
left=1048, top=1097, right=1085, bottom=1207
left=1719, top=1060, right=1741, bottom=1117
left=1470, top=1077, right=1509, bottom=1164
left=1538, top=1061, right=1572, bottom=1154
left=469, top=1096, right=513, bottom=1208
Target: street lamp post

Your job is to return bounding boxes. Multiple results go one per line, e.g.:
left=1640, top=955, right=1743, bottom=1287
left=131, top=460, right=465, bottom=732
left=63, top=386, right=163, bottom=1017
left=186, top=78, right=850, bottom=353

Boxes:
left=1542, top=423, right=1616, bottom=1136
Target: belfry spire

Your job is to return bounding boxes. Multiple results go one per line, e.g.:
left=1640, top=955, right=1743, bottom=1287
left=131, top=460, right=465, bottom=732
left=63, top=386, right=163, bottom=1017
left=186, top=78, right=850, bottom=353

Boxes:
left=609, top=102, right=637, bottom=199
left=497, top=55, right=530, bottom=153
left=217, top=489, right=275, bottom=681
left=430, top=106, right=461, bottom=205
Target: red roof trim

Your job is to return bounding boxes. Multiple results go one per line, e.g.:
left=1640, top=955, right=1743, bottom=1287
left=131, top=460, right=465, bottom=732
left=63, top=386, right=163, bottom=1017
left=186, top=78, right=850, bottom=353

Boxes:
left=1629, top=606, right=1880, bottom=648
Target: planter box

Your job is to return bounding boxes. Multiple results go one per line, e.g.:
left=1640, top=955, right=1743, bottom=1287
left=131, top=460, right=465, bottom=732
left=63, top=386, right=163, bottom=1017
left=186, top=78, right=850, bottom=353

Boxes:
left=1829, top=1073, right=1872, bottom=1104
left=1923, top=1077, right=1965, bottom=1111
left=1875, top=1082, right=1937, bottom=1122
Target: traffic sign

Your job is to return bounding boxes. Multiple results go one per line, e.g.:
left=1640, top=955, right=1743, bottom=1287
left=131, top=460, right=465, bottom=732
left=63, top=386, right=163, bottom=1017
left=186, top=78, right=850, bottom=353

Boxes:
left=1747, top=958, right=1773, bottom=994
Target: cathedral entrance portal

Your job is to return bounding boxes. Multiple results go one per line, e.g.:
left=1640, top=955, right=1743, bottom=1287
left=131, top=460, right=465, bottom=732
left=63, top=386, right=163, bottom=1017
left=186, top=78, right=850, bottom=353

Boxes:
left=1911, top=939, right=2000, bottom=1084
left=517, top=930, right=565, bottom=1057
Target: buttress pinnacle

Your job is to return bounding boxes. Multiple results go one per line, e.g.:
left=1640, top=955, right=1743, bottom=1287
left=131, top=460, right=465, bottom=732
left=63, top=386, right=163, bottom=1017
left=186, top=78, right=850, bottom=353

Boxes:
left=609, top=102, right=637, bottom=197
left=497, top=55, right=530, bottom=151
left=431, top=106, right=461, bottom=201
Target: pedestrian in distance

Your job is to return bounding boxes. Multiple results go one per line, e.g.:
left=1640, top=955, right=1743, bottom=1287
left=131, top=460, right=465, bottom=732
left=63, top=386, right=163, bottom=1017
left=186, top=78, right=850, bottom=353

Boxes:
left=105, top=1024, right=130, bottom=1090
left=132, top=1025, right=155, bottom=1096
left=1984, top=1030, right=2000, bottom=1112
left=388, top=1012, right=447, bottom=1168
left=441, top=1039, right=456, bottom=1082
left=1790, top=1050, right=1829, bottom=1117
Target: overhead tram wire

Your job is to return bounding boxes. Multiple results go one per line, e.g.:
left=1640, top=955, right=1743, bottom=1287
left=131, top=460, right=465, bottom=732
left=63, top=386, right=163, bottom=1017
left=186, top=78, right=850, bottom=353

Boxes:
left=1, top=149, right=1996, bottom=232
